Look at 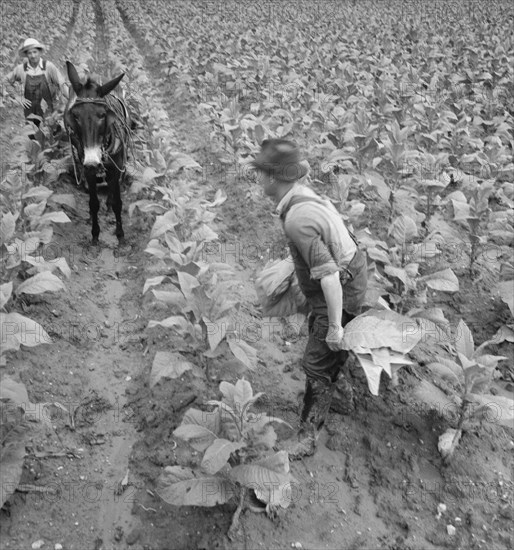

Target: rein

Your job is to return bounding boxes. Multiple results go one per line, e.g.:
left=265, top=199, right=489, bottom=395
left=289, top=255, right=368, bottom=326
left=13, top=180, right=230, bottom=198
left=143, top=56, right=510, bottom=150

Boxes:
left=68, top=134, right=82, bottom=187
left=105, top=150, right=127, bottom=173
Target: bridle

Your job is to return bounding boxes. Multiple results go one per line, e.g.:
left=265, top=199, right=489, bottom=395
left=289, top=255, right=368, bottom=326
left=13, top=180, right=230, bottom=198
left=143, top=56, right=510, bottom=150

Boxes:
left=72, top=97, right=108, bottom=106
left=67, top=96, right=127, bottom=184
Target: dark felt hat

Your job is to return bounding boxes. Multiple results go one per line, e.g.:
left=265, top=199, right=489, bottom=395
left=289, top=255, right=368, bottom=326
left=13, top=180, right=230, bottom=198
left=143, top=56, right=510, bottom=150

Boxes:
left=251, top=139, right=309, bottom=183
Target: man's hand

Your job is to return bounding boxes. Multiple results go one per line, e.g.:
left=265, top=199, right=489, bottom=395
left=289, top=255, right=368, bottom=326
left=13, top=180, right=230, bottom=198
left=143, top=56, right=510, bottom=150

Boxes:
left=19, top=98, right=31, bottom=109
left=326, top=323, right=345, bottom=351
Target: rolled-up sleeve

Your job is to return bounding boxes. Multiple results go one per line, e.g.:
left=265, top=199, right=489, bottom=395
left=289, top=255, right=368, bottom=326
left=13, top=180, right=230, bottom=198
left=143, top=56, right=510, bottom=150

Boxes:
left=285, top=221, right=339, bottom=280
left=5, top=66, right=22, bottom=85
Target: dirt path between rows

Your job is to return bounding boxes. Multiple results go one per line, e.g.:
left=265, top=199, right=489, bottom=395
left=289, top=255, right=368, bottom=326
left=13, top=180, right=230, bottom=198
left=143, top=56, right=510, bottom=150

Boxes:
left=0, top=160, right=150, bottom=550
left=0, top=8, right=149, bottom=541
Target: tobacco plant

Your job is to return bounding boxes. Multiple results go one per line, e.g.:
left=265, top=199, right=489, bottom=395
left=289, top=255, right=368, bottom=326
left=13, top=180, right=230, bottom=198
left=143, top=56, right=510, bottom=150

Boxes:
left=360, top=215, right=460, bottom=314
left=142, top=186, right=257, bottom=376
left=157, top=379, right=294, bottom=538
left=146, top=261, right=257, bottom=377
left=1, top=156, right=71, bottom=366
left=0, top=377, right=55, bottom=507
left=445, top=179, right=495, bottom=276
left=427, top=320, right=512, bottom=461
left=377, top=120, right=419, bottom=220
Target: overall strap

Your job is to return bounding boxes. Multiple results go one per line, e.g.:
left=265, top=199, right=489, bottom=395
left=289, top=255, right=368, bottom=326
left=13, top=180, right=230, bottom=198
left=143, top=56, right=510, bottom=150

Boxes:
left=279, top=195, right=326, bottom=221
left=279, top=195, right=359, bottom=246
left=23, top=59, right=46, bottom=71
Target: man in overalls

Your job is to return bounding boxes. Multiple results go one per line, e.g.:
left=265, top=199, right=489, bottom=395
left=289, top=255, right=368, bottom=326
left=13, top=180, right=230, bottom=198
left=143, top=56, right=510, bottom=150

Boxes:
left=250, top=139, right=368, bottom=459
left=5, top=38, right=68, bottom=126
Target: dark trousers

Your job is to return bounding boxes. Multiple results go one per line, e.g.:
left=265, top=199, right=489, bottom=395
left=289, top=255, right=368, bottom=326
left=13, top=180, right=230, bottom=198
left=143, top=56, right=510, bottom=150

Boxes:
left=302, top=248, right=368, bottom=384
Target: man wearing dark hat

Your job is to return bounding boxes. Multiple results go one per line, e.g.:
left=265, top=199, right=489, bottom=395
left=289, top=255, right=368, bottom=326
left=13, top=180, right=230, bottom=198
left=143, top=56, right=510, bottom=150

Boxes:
left=5, top=38, right=68, bottom=125
left=251, top=139, right=368, bottom=459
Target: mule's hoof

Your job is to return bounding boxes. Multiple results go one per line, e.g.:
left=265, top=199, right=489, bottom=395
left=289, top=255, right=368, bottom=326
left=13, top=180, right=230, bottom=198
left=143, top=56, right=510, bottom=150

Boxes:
left=92, top=237, right=99, bottom=246
left=117, top=236, right=126, bottom=246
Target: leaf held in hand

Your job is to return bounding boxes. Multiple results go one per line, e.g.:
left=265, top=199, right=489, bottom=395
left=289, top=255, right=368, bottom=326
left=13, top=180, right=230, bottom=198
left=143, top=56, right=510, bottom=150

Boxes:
left=343, top=311, right=421, bottom=354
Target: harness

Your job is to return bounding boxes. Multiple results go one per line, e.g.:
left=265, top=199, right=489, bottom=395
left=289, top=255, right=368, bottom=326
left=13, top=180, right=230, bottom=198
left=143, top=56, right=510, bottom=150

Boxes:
left=280, top=194, right=360, bottom=280
left=66, top=95, right=132, bottom=186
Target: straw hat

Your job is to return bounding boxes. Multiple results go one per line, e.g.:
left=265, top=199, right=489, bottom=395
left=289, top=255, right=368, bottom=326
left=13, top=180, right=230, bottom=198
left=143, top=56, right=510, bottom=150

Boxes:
left=19, top=38, right=46, bottom=55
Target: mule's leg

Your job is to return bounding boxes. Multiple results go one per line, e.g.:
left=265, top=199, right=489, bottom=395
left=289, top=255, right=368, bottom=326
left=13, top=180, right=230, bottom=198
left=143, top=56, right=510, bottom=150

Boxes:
left=107, top=164, right=124, bottom=243
left=85, top=168, right=100, bottom=244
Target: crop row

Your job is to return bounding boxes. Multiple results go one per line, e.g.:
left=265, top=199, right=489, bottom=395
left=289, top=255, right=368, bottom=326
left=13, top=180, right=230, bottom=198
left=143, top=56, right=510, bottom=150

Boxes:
left=0, top=0, right=73, bottom=69
left=103, top=0, right=514, bottom=462
left=0, top=0, right=100, bottom=509
left=98, top=0, right=257, bottom=371
left=115, top=0, right=513, bottom=312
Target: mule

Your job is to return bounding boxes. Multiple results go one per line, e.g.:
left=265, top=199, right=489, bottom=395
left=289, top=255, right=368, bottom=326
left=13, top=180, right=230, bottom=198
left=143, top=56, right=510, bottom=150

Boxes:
left=64, top=61, right=130, bottom=244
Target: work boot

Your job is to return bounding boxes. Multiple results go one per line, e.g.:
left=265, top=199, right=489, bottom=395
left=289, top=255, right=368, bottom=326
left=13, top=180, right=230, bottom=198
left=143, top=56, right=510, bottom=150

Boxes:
left=281, top=377, right=334, bottom=460
left=330, top=375, right=355, bottom=415
left=281, top=420, right=317, bottom=459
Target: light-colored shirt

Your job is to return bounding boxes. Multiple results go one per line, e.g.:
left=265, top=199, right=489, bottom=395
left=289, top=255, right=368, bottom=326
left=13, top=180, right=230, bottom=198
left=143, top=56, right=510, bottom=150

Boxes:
left=279, top=184, right=357, bottom=297
left=5, top=58, right=68, bottom=97
left=276, top=183, right=317, bottom=217
left=23, top=58, right=46, bottom=76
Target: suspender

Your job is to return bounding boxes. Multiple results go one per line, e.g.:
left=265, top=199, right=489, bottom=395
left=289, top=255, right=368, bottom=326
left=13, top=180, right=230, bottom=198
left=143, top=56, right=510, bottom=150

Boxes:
left=279, top=195, right=359, bottom=246
left=23, top=59, right=47, bottom=71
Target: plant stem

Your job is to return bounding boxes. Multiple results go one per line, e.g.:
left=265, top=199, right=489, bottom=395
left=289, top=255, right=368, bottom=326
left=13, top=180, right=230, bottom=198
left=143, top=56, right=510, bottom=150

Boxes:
left=204, top=358, right=211, bottom=381
left=200, top=323, right=212, bottom=381
left=388, top=190, right=395, bottom=222
left=425, top=190, right=432, bottom=229
left=228, top=486, right=247, bottom=540
left=469, top=235, right=479, bottom=278
left=456, top=400, right=470, bottom=433
left=443, top=400, right=470, bottom=463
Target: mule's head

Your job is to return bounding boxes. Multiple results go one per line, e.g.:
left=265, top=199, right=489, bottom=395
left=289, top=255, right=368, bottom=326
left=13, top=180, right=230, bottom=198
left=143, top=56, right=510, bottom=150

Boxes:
left=65, top=61, right=125, bottom=168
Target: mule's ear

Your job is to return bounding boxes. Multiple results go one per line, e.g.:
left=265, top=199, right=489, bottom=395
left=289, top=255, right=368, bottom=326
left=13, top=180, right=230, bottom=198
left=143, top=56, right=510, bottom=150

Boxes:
left=66, top=61, right=83, bottom=95
left=97, top=73, right=125, bottom=97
